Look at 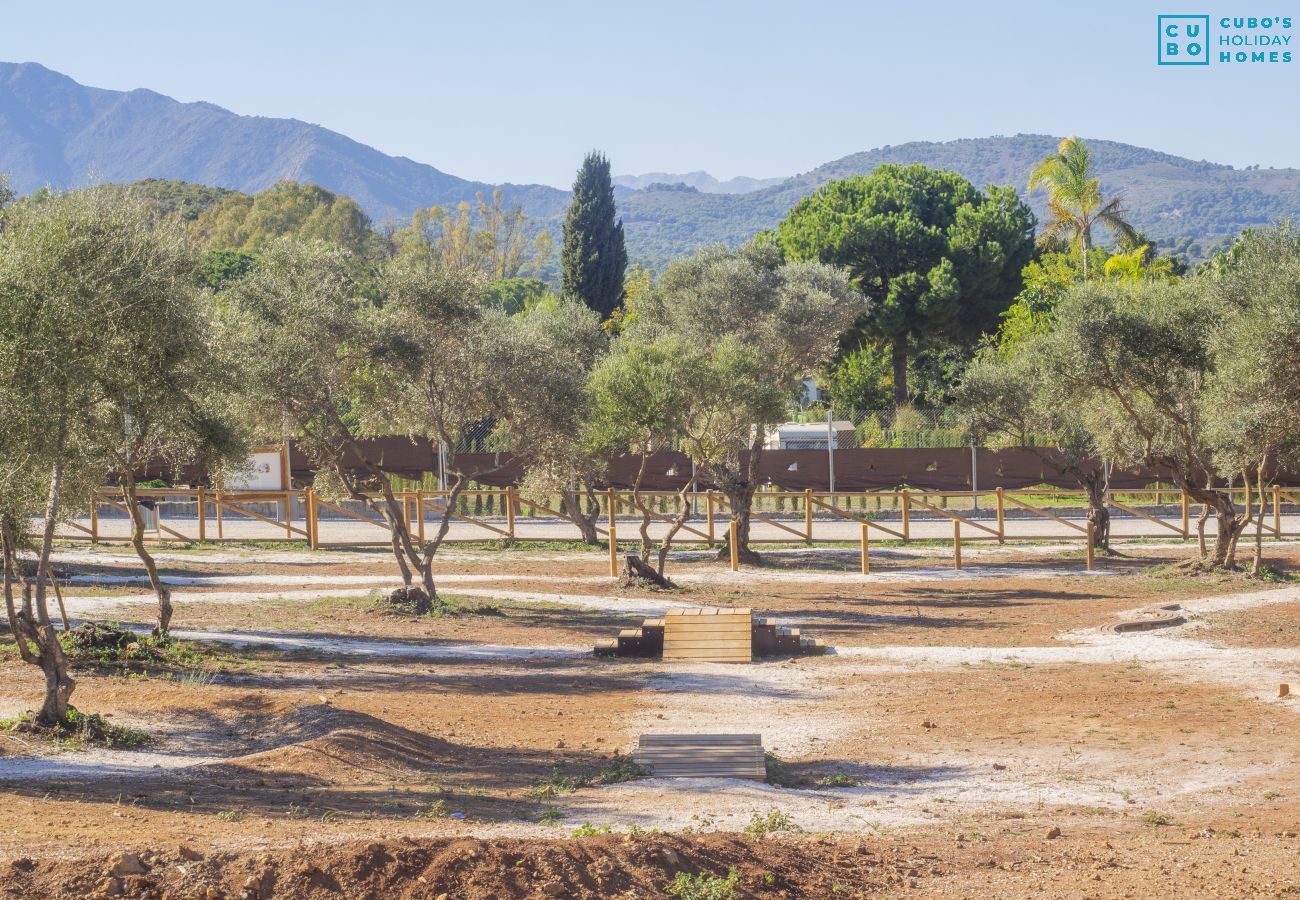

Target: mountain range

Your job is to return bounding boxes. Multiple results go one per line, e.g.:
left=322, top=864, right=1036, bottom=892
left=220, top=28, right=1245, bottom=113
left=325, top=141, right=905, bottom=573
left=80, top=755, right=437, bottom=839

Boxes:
left=3, top=60, right=1299, bottom=266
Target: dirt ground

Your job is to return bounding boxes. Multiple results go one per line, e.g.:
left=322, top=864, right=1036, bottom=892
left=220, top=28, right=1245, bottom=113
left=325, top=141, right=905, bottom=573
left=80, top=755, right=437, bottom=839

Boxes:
left=2, top=538, right=1299, bottom=898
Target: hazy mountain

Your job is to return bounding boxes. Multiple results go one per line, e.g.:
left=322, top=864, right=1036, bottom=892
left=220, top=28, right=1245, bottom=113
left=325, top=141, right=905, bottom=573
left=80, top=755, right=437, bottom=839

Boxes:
left=3, top=61, right=1298, bottom=267
left=618, top=135, right=1300, bottom=265
left=613, top=171, right=784, bottom=194
left=0, top=61, right=569, bottom=225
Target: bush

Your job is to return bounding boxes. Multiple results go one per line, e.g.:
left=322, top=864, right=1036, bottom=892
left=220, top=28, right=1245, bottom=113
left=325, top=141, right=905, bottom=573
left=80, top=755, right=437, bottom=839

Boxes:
left=666, top=867, right=742, bottom=900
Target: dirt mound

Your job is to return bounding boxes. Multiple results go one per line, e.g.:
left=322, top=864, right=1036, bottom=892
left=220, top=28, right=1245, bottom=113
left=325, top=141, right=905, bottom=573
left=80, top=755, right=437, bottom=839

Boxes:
left=0, top=833, right=901, bottom=899
left=224, top=704, right=448, bottom=777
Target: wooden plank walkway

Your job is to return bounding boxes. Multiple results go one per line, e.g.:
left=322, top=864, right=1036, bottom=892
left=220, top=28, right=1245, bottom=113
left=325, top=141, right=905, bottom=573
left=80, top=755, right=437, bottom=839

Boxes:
left=633, top=734, right=766, bottom=779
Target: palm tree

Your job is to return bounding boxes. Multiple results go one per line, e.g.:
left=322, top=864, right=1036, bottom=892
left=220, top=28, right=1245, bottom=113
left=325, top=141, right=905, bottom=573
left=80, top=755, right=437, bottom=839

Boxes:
left=1029, top=137, right=1137, bottom=277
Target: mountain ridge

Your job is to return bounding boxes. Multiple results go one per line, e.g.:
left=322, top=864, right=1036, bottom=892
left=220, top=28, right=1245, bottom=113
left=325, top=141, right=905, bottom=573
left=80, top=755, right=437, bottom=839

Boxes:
left=3, top=61, right=1299, bottom=266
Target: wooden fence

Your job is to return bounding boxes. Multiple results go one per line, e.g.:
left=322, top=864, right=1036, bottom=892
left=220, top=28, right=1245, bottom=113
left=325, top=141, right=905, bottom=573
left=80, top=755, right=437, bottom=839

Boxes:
left=68, top=486, right=1300, bottom=576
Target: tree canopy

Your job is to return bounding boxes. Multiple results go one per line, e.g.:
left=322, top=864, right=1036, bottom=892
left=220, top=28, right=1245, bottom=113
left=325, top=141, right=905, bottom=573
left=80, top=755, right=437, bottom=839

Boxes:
left=777, top=164, right=1035, bottom=404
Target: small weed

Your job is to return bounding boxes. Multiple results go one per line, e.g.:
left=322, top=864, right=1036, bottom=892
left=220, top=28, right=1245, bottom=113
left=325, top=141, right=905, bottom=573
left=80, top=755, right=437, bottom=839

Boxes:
left=572, top=821, right=611, bottom=838
left=598, top=754, right=650, bottom=784
left=418, top=799, right=448, bottom=819
left=216, top=810, right=245, bottom=823
left=537, top=807, right=563, bottom=826
left=743, top=808, right=800, bottom=836
left=1264, top=791, right=1281, bottom=800
left=666, top=867, right=742, bottom=900
left=816, top=773, right=858, bottom=787
left=1142, top=811, right=1173, bottom=826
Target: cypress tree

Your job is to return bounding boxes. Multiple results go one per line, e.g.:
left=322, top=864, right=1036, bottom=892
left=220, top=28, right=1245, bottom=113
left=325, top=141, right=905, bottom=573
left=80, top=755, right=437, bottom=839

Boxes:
left=561, top=151, right=627, bottom=318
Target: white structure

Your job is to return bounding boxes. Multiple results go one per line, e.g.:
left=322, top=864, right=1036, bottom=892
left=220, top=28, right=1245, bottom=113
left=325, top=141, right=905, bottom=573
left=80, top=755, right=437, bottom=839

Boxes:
left=763, top=420, right=855, bottom=450
left=224, top=446, right=289, bottom=491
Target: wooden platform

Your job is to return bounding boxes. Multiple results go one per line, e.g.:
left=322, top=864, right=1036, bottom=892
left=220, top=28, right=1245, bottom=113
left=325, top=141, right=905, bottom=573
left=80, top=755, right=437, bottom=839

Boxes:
left=593, top=608, right=827, bottom=661
left=632, top=733, right=766, bottom=779
left=662, top=607, right=753, bottom=663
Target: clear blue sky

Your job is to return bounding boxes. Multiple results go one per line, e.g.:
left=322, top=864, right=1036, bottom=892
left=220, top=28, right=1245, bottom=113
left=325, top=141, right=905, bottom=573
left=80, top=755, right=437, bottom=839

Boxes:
left=4, top=1, right=1298, bottom=187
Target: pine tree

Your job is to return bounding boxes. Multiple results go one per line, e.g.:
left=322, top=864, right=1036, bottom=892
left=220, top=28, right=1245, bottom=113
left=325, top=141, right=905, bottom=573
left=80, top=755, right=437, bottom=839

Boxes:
left=562, top=151, right=627, bottom=318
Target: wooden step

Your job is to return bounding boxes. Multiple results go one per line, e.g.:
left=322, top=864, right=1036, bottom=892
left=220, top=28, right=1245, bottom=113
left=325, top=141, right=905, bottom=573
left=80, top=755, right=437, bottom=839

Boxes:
left=633, top=733, right=766, bottom=780
left=663, top=608, right=754, bottom=663
left=593, top=638, right=619, bottom=657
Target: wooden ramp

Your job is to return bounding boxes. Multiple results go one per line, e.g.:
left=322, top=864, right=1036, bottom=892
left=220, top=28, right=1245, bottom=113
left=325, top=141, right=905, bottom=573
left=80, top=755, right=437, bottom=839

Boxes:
left=662, top=608, right=753, bottom=663
left=633, top=734, right=766, bottom=779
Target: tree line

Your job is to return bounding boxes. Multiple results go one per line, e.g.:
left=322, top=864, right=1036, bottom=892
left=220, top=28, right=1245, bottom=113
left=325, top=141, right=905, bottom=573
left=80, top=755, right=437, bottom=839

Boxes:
left=2, top=137, right=1299, bottom=727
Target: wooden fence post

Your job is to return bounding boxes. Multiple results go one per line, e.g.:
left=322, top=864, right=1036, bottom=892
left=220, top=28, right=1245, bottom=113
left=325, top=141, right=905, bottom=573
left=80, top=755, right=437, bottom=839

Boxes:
left=1274, top=485, right=1282, bottom=539
left=952, top=517, right=961, bottom=569
left=197, top=486, right=206, bottom=542
left=860, top=522, right=870, bottom=575
left=284, top=490, right=293, bottom=539
left=607, top=487, right=618, bottom=578
left=90, top=491, right=99, bottom=544
left=729, top=519, right=739, bottom=571
left=305, top=489, right=318, bottom=550
left=901, top=490, right=910, bottom=542
left=216, top=491, right=224, bottom=540
left=1086, top=519, right=1095, bottom=571
left=1180, top=490, right=1189, bottom=539
left=995, top=487, right=1005, bottom=543
left=505, top=487, right=516, bottom=540
left=804, top=488, right=813, bottom=543
left=706, top=493, right=715, bottom=547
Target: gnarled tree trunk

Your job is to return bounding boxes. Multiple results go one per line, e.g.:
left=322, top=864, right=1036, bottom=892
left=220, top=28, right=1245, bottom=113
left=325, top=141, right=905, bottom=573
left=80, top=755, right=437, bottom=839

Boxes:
left=121, top=479, right=173, bottom=637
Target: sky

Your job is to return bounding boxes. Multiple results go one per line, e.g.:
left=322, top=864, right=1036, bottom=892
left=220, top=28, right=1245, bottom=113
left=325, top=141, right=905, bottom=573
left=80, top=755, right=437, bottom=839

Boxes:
left=4, top=1, right=1298, bottom=187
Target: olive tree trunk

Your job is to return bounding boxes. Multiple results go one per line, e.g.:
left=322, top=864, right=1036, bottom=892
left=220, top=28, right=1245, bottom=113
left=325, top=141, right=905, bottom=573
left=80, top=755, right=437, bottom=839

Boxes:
left=121, top=479, right=173, bottom=637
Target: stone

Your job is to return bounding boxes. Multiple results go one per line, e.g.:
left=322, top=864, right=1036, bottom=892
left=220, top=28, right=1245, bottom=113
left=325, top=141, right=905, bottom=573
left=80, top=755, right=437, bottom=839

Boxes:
left=93, top=876, right=123, bottom=897
left=662, top=848, right=680, bottom=866
left=107, top=852, right=148, bottom=876
left=1279, top=683, right=1290, bottom=698
left=1046, top=827, right=1062, bottom=840
left=541, top=883, right=566, bottom=897
left=177, top=845, right=204, bottom=861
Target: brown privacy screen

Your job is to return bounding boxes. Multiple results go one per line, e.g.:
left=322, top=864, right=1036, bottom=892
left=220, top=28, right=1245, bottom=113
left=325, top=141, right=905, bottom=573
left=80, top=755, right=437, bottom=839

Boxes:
left=240, top=439, right=1293, bottom=491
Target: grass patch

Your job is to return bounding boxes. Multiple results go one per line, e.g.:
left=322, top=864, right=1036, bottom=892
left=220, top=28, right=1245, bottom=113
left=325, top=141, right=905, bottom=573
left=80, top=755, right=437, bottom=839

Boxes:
left=1, top=708, right=150, bottom=750
left=1142, top=811, right=1174, bottom=826
left=59, top=622, right=240, bottom=679
left=666, top=868, right=742, bottom=900
left=525, top=755, right=649, bottom=799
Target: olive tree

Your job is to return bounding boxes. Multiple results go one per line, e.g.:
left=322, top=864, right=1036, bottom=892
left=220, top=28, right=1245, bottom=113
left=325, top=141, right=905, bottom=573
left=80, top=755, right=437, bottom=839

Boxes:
left=482, top=294, right=607, bottom=545
left=0, top=187, right=178, bottom=723
left=958, top=342, right=1112, bottom=549
left=82, top=211, right=249, bottom=637
left=227, top=239, right=450, bottom=603
left=1203, top=225, right=1300, bottom=571
left=627, top=243, right=863, bottom=563
left=585, top=337, right=694, bottom=582
left=1035, top=279, right=1249, bottom=568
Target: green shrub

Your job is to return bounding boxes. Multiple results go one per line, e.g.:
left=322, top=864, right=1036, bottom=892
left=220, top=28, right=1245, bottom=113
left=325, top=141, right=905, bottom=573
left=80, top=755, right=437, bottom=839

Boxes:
left=666, top=867, right=742, bottom=900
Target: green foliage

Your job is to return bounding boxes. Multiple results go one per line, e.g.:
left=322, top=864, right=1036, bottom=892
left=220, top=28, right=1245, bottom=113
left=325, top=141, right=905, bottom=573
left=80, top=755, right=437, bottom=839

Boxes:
left=824, top=344, right=893, bottom=411
left=743, top=808, right=800, bottom=835
left=1, top=708, right=151, bottom=749
left=200, top=249, right=256, bottom=291
left=1029, top=137, right=1136, bottom=273
left=483, top=277, right=548, bottom=314
left=122, top=179, right=234, bottom=221
left=763, top=752, right=807, bottom=788
left=562, top=152, right=627, bottom=319
left=196, top=181, right=378, bottom=256
left=572, top=821, right=612, bottom=837
left=666, top=868, right=743, bottom=900
left=778, top=164, right=1035, bottom=402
